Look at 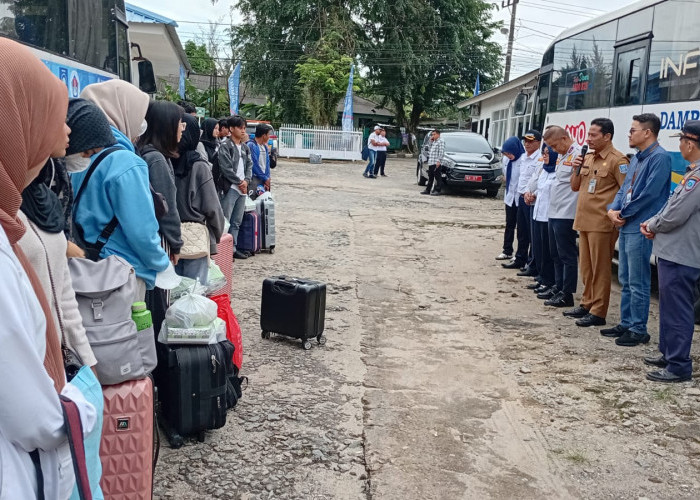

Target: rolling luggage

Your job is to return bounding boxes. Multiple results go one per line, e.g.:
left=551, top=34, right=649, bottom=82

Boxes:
left=100, top=377, right=156, bottom=500
left=237, top=210, right=260, bottom=255
left=212, top=233, right=233, bottom=297
left=260, top=276, right=327, bottom=350
left=156, top=342, right=228, bottom=443
left=255, top=195, right=276, bottom=253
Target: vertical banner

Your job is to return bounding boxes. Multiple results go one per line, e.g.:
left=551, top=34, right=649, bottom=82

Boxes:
left=229, top=62, right=241, bottom=115
left=474, top=73, right=480, bottom=96
left=342, top=64, right=355, bottom=132
left=178, top=64, right=186, bottom=99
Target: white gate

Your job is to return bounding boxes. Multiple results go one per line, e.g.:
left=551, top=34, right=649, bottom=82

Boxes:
left=278, top=124, right=363, bottom=161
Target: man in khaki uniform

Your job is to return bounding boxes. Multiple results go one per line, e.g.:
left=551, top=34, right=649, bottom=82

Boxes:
left=567, top=118, right=629, bottom=327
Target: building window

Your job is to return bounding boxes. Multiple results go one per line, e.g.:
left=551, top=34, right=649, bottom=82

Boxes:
left=492, top=108, right=509, bottom=147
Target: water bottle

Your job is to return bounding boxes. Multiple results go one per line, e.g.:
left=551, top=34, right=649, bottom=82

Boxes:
left=131, top=302, right=152, bottom=332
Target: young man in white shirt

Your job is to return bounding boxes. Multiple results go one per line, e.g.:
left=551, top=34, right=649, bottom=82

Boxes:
left=364, top=125, right=381, bottom=178
left=373, top=128, right=391, bottom=177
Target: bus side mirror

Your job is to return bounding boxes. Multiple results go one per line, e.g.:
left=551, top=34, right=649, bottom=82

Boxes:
left=138, top=60, right=156, bottom=94
left=513, top=93, right=528, bottom=116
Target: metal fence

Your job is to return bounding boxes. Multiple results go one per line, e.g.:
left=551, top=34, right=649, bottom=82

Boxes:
left=278, top=124, right=363, bottom=161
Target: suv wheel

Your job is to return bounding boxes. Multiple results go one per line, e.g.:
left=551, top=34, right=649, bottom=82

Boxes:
left=417, top=163, right=427, bottom=186
left=486, top=187, right=499, bottom=198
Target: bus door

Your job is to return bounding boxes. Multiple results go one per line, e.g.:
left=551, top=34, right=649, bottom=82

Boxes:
left=609, top=36, right=651, bottom=143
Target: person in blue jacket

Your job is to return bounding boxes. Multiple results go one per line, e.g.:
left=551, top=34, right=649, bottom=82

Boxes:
left=248, top=123, right=273, bottom=193
left=74, top=80, right=170, bottom=300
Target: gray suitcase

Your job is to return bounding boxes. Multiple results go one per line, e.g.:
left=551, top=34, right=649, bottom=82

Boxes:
left=255, top=196, right=276, bottom=253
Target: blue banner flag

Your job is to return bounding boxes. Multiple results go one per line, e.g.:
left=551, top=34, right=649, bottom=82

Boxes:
left=178, top=64, right=186, bottom=99
left=229, top=62, right=241, bottom=115
left=474, top=73, right=480, bottom=96
left=342, top=64, right=355, bottom=132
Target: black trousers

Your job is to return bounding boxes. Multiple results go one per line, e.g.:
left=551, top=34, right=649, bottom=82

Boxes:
left=374, top=151, right=387, bottom=175
left=515, top=195, right=533, bottom=268
left=503, top=200, right=518, bottom=256
left=425, top=164, right=443, bottom=193
left=549, top=218, right=578, bottom=294
left=532, top=220, right=554, bottom=286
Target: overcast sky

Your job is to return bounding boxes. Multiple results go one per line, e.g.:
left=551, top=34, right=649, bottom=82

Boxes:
left=131, top=0, right=639, bottom=79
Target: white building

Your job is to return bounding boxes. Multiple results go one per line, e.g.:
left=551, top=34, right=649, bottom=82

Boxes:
left=456, top=70, right=539, bottom=148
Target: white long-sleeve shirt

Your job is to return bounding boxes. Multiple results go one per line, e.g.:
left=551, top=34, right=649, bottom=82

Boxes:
left=533, top=168, right=557, bottom=222
left=517, top=149, right=542, bottom=195
left=503, top=156, right=522, bottom=207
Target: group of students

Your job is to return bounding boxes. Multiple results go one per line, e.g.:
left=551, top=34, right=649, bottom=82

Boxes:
left=0, top=38, right=273, bottom=499
left=497, top=114, right=700, bottom=383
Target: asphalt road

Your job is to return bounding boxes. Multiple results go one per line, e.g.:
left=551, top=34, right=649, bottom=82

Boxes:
left=154, top=157, right=700, bottom=500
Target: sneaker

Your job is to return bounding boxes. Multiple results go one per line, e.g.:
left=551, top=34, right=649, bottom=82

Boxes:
left=600, top=325, right=628, bottom=338
left=646, top=368, right=691, bottom=383
left=495, top=253, right=513, bottom=260
left=381, top=174, right=388, bottom=177
left=430, top=191, right=442, bottom=196
left=370, top=174, right=377, bottom=179
left=615, top=330, right=651, bottom=347
left=420, top=191, right=431, bottom=195
left=363, top=172, right=369, bottom=178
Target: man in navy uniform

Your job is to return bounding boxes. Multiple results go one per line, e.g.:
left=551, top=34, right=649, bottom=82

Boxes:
left=641, top=120, right=700, bottom=382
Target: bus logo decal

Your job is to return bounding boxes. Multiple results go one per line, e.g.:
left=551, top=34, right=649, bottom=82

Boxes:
left=69, top=71, right=80, bottom=98
left=566, top=121, right=587, bottom=146
left=660, top=49, right=700, bottom=80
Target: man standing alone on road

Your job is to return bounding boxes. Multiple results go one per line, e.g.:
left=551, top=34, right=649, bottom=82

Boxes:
left=540, top=126, right=580, bottom=307
left=364, top=125, right=381, bottom=178
left=605, top=114, right=671, bottom=346
left=640, top=120, right=700, bottom=382
left=421, top=129, right=446, bottom=196
left=514, top=130, right=542, bottom=277
left=567, top=118, right=628, bottom=327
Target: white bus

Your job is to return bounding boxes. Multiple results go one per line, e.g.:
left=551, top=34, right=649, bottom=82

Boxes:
left=533, top=0, right=700, bottom=189
left=0, top=0, right=154, bottom=95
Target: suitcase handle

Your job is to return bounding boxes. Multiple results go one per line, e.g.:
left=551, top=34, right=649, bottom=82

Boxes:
left=272, top=280, right=297, bottom=295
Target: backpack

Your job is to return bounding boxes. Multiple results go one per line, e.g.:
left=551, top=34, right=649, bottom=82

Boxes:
left=68, top=255, right=158, bottom=385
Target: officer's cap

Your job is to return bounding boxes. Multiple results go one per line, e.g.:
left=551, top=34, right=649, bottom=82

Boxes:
left=522, top=129, right=542, bottom=142
left=670, top=120, right=700, bottom=142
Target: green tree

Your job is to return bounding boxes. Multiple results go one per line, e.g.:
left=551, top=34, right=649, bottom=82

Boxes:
left=361, top=0, right=502, bottom=132
left=184, top=40, right=216, bottom=75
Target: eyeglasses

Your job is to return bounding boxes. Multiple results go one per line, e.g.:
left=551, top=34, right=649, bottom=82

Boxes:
left=180, top=122, right=187, bottom=131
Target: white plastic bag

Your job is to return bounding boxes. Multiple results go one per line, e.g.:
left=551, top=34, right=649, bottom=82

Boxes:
left=165, top=293, right=218, bottom=328
left=244, top=195, right=256, bottom=212
left=158, top=317, right=226, bottom=345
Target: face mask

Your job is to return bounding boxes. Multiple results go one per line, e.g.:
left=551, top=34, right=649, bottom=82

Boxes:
left=140, top=120, right=148, bottom=136
left=65, top=153, right=91, bottom=173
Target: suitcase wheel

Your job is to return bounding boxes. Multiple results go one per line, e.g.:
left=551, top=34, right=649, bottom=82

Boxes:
left=317, top=335, right=327, bottom=346
left=269, top=246, right=275, bottom=254
left=302, top=340, right=312, bottom=350
left=261, top=330, right=271, bottom=340
left=197, top=431, right=206, bottom=443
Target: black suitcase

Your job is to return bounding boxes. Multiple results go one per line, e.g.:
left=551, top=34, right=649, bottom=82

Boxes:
left=156, top=342, right=228, bottom=444
left=260, top=276, right=327, bottom=349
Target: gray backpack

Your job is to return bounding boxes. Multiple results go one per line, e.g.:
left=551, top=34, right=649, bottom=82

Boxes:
left=68, top=255, right=157, bottom=385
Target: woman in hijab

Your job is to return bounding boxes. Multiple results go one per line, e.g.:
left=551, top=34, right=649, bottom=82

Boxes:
left=498, top=136, right=527, bottom=266
left=0, top=38, right=96, bottom=500
left=74, top=80, right=170, bottom=300
left=173, top=113, right=225, bottom=284
left=198, top=117, right=220, bottom=165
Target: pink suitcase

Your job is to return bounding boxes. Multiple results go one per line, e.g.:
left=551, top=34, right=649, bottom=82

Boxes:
left=212, top=233, right=233, bottom=297
left=100, top=377, right=155, bottom=500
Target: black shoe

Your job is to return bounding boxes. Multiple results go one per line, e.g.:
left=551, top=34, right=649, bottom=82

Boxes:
left=233, top=250, right=249, bottom=259
left=502, top=261, right=525, bottom=269
left=615, top=331, right=651, bottom=347
left=430, top=191, right=441, bottom=196
left=643, top=355, right=668, bottom=368
left=575, top=313, right=606, bottom=327
left=545, top=293, right=574, bottom=307
left=646, top=368, right=691, bottom=383
left=363, top=172, right=369, bottom=177
left=526, top=282, right=541, bottom=290
left=517, top=268, right=538, bottom=277
left=381, top=174, right=388, bottom=177
left=600, top=325, right=628, bottom=338
left=370, top=174, right=377, bottom=179
left=420, top=190, right=430, bottom=195
left=537, top=288, right=558, bottom=300
left=563, top=306, right=589, bottom=318
left=534, top=284, right=551, bottom=293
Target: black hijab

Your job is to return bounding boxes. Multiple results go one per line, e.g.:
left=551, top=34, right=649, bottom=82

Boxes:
left=200, top=118, right=218, bottom=162
left=173, top=113, right=203, bottom=178
left=21, top=159, right=65, bottom=233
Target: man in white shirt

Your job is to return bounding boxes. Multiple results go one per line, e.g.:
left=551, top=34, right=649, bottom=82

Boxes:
left=219, top=115, right=253, bottom=259
left=363, top=125, right=381, bottom=178
left=515, top=129, right=543, bottom=277
left=373, top=128, right=391, bottom=177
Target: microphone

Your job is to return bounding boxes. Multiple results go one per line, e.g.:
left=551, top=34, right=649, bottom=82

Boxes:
left=576, top=144, right=588, bottom=175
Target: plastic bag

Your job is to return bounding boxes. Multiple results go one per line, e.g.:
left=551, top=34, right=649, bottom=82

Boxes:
left=158, top=317, right=226, bottom=344
left=165, top=293, right=218, bottom=328
left=170, top=277, right=207, bottom=301
left=205, top=262, right=226, bottom=295
left=244, top=195, right=256, bottom=212
left=210, top=293, right=243, bottom=369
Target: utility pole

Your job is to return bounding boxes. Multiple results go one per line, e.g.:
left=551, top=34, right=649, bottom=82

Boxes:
left=502, top=0, right=519, bottom=83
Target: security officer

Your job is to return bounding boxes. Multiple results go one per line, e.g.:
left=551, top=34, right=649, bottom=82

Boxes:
left=640, top=120, right=700, bottom=383
left=568, top=119, right=628, bottom=327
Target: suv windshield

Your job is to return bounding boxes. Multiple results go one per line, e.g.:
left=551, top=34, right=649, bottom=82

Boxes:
left=442, top=134, right=493, bottom=154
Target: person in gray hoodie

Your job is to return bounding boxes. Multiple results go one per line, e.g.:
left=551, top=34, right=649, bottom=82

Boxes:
left=173, top=113, right=225, bottom=284
left=219, top=115, right=253, bottom=260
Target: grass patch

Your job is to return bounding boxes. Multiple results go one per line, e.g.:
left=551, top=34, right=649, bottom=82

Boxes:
left=652, top=387, right=676, bottom=402
left=564, top=451, right=588, bottom=464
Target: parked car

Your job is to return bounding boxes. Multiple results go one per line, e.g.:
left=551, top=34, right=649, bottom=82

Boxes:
left=417, top=131, right=503, bottom=197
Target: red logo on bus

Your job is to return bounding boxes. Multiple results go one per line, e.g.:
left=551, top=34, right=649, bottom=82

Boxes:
left=566, top=121, right=587, bottom=146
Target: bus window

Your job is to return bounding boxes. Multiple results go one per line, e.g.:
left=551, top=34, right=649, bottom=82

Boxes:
left=614, top=44, right=647, bottom=106
left=616, top=7, right=652, bottom=42
left=550, top=21, right=616, bottom=112
left=1, top=0, right=68, bottom=55
left=646, top=1, right=700, bottom=104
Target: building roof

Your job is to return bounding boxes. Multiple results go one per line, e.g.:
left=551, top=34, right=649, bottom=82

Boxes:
left=125, top=3, right=178, bottom=26
left=456, top=69, right=538, bottom=109
left=338, top=95, right=393, bottom=117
